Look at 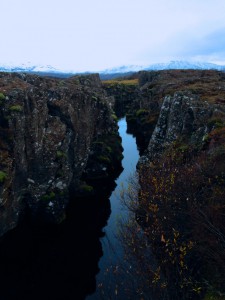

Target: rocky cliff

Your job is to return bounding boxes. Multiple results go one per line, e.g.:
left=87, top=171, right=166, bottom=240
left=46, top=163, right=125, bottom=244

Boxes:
left=135, top=70, right=225, bottom=162
left=131, top=71, right=225, bottom=299
left=0, top=72, right=122, bottom=236
left=103, top=70, right=225, bottom=156
left=141, top=91, right=225, bottom=163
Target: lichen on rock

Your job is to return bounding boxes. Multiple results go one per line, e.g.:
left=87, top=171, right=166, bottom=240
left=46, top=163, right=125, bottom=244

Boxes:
left=0, top=72, right=123, bottom=236
left=142, top=91, right=225, bottom=163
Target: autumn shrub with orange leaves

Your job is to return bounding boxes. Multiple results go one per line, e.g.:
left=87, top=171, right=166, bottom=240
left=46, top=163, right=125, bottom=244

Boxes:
left=119, top=137, right=225, bottom=300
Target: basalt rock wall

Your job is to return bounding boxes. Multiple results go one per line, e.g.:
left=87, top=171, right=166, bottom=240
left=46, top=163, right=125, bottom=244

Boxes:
left=0, top=72, right=120, bottom=236
left=136, top=70, right=225, bottom=162
left=141, top=91, right=225, bottom=163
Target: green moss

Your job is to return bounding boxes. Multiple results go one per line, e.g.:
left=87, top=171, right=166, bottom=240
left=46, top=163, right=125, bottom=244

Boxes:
left=116, top=153, right=124, bottom=161
left=111, top=113, right=118, bottom=122
left=41, top=191, right=56, bottom=201
left=136, top=109, right=149, bottom=117
left=202, top=134, right=209, bottom=142
left=97, top=155, right=111, bottom=164
left=3, top=115, right=11, bottom=121
left=0, top=171, right=7, bottom=183
left=9, top=105, right=23, bottom=112
left=106, top=146, right=112, bottom=153
left=214, top=122, right=224, bottom=129
left=93, top=141, right=105, bottom=146
left=0, top=93, right=6, bottom=106
left=79, top=184, right=94, bottom=193
left=204, top=291, right=225, bottom=300
left=56, top=150, right=67, bottom=158
left=0, top=93, right=5, bottom=100
left=208, top=118, right=224, bottom=130
left=86, top=133, right=123, bottom=179
left=177, top=144, right=189, bottom=153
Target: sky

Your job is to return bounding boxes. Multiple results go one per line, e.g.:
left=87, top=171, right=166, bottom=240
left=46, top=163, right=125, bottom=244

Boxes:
left=1, top=0, right=225, bottom=72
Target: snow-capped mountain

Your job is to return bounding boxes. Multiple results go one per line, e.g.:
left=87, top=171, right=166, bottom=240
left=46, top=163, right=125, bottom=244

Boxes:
left=102, top=61, right=225, bottom=74
left=144, top=60, right=225, bottom=71
left=0, top=62, right=73, bottom=74
left=0, top=60, right=225, bottom=75
left=102, top=64, right=145, bottom=74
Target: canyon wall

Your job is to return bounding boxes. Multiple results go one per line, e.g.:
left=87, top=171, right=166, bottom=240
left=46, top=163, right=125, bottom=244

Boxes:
left=103, top=70, right=225, bottom=158
left=1, top=69, right=225, bottom=237
left=141, top=91, right=225, bottom=163
left=136, top=70, right=225, bottom=162
left=0, top=72, right=121, bottom=236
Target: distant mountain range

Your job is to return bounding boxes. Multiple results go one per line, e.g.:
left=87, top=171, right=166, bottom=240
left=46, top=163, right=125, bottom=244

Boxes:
left=0, top=60, right=224, bottom=79
left=0, top=62, right=63, bottom=73
left=102, top=61, right=225, bottom=74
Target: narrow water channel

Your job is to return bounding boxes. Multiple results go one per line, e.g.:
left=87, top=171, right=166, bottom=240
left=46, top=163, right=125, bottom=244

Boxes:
left=87, top=117, right=140, bottom=299
left=0, top=118, right=139, bottom=300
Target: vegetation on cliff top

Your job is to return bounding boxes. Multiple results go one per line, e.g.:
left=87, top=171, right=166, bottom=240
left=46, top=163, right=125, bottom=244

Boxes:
left=138, top=69, right=225, bottom=105
left=117, top=118, right=225, bottom=299
left=102, top=78, right=138, bottom=86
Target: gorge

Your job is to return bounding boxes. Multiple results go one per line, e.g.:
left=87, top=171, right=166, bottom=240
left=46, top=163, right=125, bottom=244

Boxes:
left=0, top=69, right=225, bottom=299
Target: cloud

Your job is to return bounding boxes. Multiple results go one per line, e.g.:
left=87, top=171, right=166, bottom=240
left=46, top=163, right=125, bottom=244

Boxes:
left=1, top=0, right=225, bottom=70
left=165, top=27, right=225, bottom=64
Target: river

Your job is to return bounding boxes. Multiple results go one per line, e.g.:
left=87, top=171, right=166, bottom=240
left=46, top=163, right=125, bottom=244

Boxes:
left=0, top=118, right=139, bottom=300
left=87, top=117, right=140, bottom=299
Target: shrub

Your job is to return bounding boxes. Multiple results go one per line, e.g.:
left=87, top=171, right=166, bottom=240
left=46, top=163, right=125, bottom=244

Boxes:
left=204, top=291, right=225, bottom=300
left=56, top=150, right=66, bottom=159
left=0, top=93, right=5, bottom=100
left=0, top=93, right=5, bottom=106
left=0, top=171, right=7, bottom=183
left=97, top=155, right=111, bottom=164
left=80, top=184, right=93, bottom=193
left=119, top=145, right=225, bottom=299
left=111, top=113, right=118, bottom=122
left=9, top=105, right=23, bottom=112
left=208, top=118, right=224, bottom=130
left=136, top=109, right=149, bottom=117
left=41, top=191, right=56, bottom=201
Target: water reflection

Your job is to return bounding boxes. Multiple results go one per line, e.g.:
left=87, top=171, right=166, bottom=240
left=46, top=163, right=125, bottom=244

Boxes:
left=87, top=118, right=140, bottom=299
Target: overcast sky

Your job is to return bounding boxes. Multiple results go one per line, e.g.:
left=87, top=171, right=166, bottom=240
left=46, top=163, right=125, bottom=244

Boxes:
left=1, top=0, right=225, bottom=71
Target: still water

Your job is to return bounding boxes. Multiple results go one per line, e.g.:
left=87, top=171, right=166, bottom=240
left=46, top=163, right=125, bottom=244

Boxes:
left=0, top=118, right=139, bottom=300
left=87, top=118, right=140, bottom=299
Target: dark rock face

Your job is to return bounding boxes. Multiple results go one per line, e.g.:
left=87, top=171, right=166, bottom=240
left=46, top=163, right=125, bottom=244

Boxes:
left=141, top=91, right=225, bottom=163
left=103, top=80, right=160, bottom=154
left=102, top=81, right=139, bottom=117
left=0, top=72, right=121, bottom=236
left=132, top=73, right=225, bottom=300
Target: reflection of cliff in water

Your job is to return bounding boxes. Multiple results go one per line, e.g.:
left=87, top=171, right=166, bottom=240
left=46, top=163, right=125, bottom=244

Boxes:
left=0, top=184, right=117, bottom=300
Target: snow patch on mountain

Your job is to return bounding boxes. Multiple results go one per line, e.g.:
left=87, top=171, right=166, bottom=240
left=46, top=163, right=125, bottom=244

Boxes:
left=144, top=60, right=225, bottom=71
left=0, top=60, right=225, bottom=75
left=0, top=62, right=74, bottom=74
left=101, top=61, right=225, bottom=74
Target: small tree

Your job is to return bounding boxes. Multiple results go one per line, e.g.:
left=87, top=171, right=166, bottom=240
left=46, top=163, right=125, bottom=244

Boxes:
left=119, top=142, right=225, bottom=300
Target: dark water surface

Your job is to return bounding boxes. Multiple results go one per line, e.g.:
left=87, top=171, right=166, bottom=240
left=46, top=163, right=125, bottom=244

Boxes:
left=87, top=118, right=139, bottom=299
left=0, top=118, right=139, bottom=300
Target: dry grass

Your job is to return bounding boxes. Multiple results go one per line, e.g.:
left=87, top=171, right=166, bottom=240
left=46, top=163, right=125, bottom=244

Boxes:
left=102, top=78, right=138, bottom=86
left=138, top=69, right=225, bottom=104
